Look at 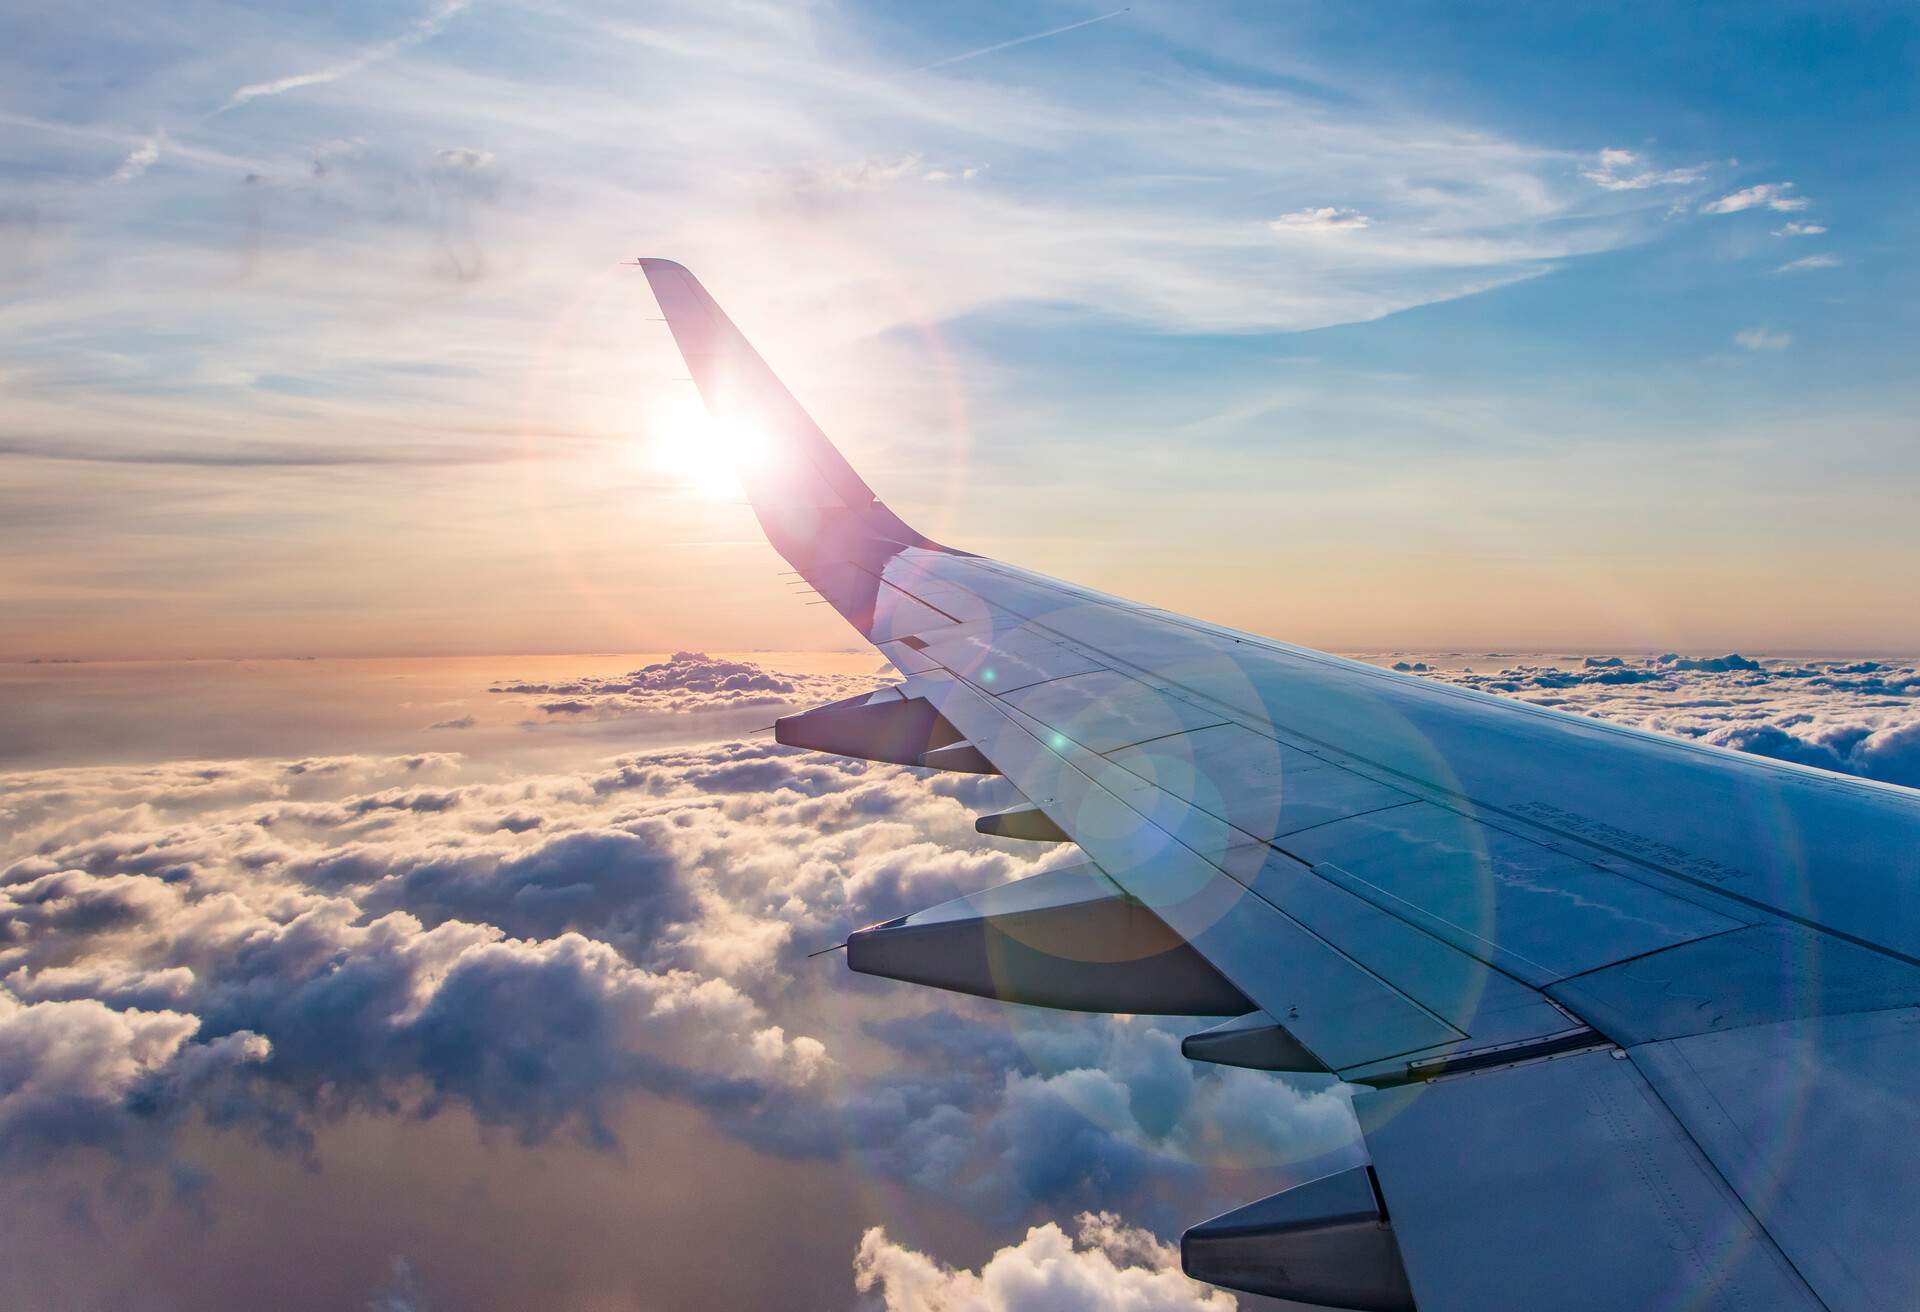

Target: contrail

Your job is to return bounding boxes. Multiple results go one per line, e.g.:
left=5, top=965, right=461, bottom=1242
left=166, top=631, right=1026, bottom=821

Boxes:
left=915, top=7, right=1130, bottom=72
left=221, top=0, right=471, bottom=111
left=101, top=0, right=470, bottom=185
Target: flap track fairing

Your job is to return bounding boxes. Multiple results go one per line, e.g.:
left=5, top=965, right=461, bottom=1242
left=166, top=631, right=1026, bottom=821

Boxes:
left=774, top=689, right=963, bottom=766
left=1182, top=1166, right=1415, bottom=1312
left=845, top=863, right=1249, bottom=1015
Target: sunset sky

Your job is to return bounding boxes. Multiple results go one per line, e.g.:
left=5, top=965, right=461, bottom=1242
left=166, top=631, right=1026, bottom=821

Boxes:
left=6, top=1, right=1918, bottom=659
left=6, top=7, right=1920, bottom=1311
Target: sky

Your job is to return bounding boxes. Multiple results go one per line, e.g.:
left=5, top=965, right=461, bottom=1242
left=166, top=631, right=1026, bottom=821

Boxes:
left=4, top=10, right=1920, bottom=1304
left=4, top=1, right=1918, bottom=659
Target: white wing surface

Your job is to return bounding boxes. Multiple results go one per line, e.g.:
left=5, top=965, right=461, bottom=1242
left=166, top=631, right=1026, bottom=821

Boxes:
left=641, top=259, right=1920, bottom=1312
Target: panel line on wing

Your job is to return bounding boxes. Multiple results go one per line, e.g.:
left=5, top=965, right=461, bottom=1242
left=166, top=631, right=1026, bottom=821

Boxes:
left=910, top=561, right=1916, bottom=968
left=926, top=674, right=1577, bottom=1065
left=899, top=574, right=1814, bottom=1027
left=991, top=605, right=1864, bottom=961
left=1310, top=858, right=1566, bottom=985
left=847, top=562, right=970, bottom=625
left=1036, top=622, right=1920, bottom=968
left=1261, top=799, right=1422, bottom=840
left=930, top=665, right=1679, bottom=1069
left=958, top=549, right=1913, bottom=805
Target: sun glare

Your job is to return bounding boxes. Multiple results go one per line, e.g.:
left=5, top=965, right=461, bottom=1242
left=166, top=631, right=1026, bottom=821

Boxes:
left=650, top=392, right=766, bottom=500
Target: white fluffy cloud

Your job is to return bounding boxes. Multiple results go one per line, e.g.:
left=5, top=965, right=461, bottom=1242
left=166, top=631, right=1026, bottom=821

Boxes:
left=0, top=672, right=1197, bottom=1203
left=1776, top=253, right=1841, bottom=273
left=855, top=1211, right=1237, bottom=1312
left=0, top=990, right=267, bottom=1159
left=0, top=744, right=856, bottom=1155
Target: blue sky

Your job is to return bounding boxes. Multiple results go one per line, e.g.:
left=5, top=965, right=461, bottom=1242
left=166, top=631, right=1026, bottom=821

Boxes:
left=3, top=0, right=1916, bottom=656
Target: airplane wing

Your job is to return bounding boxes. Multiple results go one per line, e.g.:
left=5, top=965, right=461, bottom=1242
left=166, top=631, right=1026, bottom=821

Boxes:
left=638, top=259, right=1920, bottom=1312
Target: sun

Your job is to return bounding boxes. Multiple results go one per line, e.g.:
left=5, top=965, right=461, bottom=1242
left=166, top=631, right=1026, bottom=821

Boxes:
left=649, top=391, right=766, bottom=500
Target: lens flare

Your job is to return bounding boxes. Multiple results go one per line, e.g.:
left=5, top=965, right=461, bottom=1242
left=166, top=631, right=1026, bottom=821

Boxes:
left=649, top=392, right=766, bottom=499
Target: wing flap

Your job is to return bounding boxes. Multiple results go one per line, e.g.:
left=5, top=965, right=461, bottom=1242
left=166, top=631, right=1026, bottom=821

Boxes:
left=1357, top=1050, right=1824, bottom=1312
left=1221, top=846, right=1581, bottom=1055
left=1549, top=923, right=1920, bottom=1044
left=1631, top=1008, right=1920, bottom=1312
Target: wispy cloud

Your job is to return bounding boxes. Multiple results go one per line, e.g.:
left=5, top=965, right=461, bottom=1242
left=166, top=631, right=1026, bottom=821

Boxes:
left=1772, top=221, right=1826, bottom=237
left=783, top=152, right=978, bottom=191
left=434, top=145, right=493, bottom=170
left=1269, top=206, right=1372, bottom=233
left=108, top=133, right=163, bottom=183
left=0, top=436, right=521, bottom=468
left=1734, top=327, right=1791, bottom=351
left=1701, top=181, right=1808, bottom=214
left=5, top=0, right=1677, bottom=367
left=0, top=0, right=1851, bottom=655
left=221, top=0, right=470, bottom=111
left=1776, top=253, right=1841, bottom=273
left=1580, top=147, right=1704, bottom=191
left=914, top=7, right=1131, bottom=72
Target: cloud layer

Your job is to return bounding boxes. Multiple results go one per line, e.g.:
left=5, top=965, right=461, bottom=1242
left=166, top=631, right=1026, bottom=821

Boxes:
left=1373, top=651, right=1920, bottom=788
left=1, top=653, right=1365, bottom=1308
left=490, top=649, right=878, bottom=720
left=6, top=647, right=1916, bottom=1305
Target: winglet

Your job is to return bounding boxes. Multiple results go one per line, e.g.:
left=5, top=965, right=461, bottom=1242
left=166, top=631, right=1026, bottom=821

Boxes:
left=638, top=258, right=880, bottom=514
left=636, top=258, right=944, bottom=625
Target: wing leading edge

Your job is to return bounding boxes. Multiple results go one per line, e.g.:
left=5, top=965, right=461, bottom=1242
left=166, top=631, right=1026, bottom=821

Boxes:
left=639, top=259, right=1920, bottom=1312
